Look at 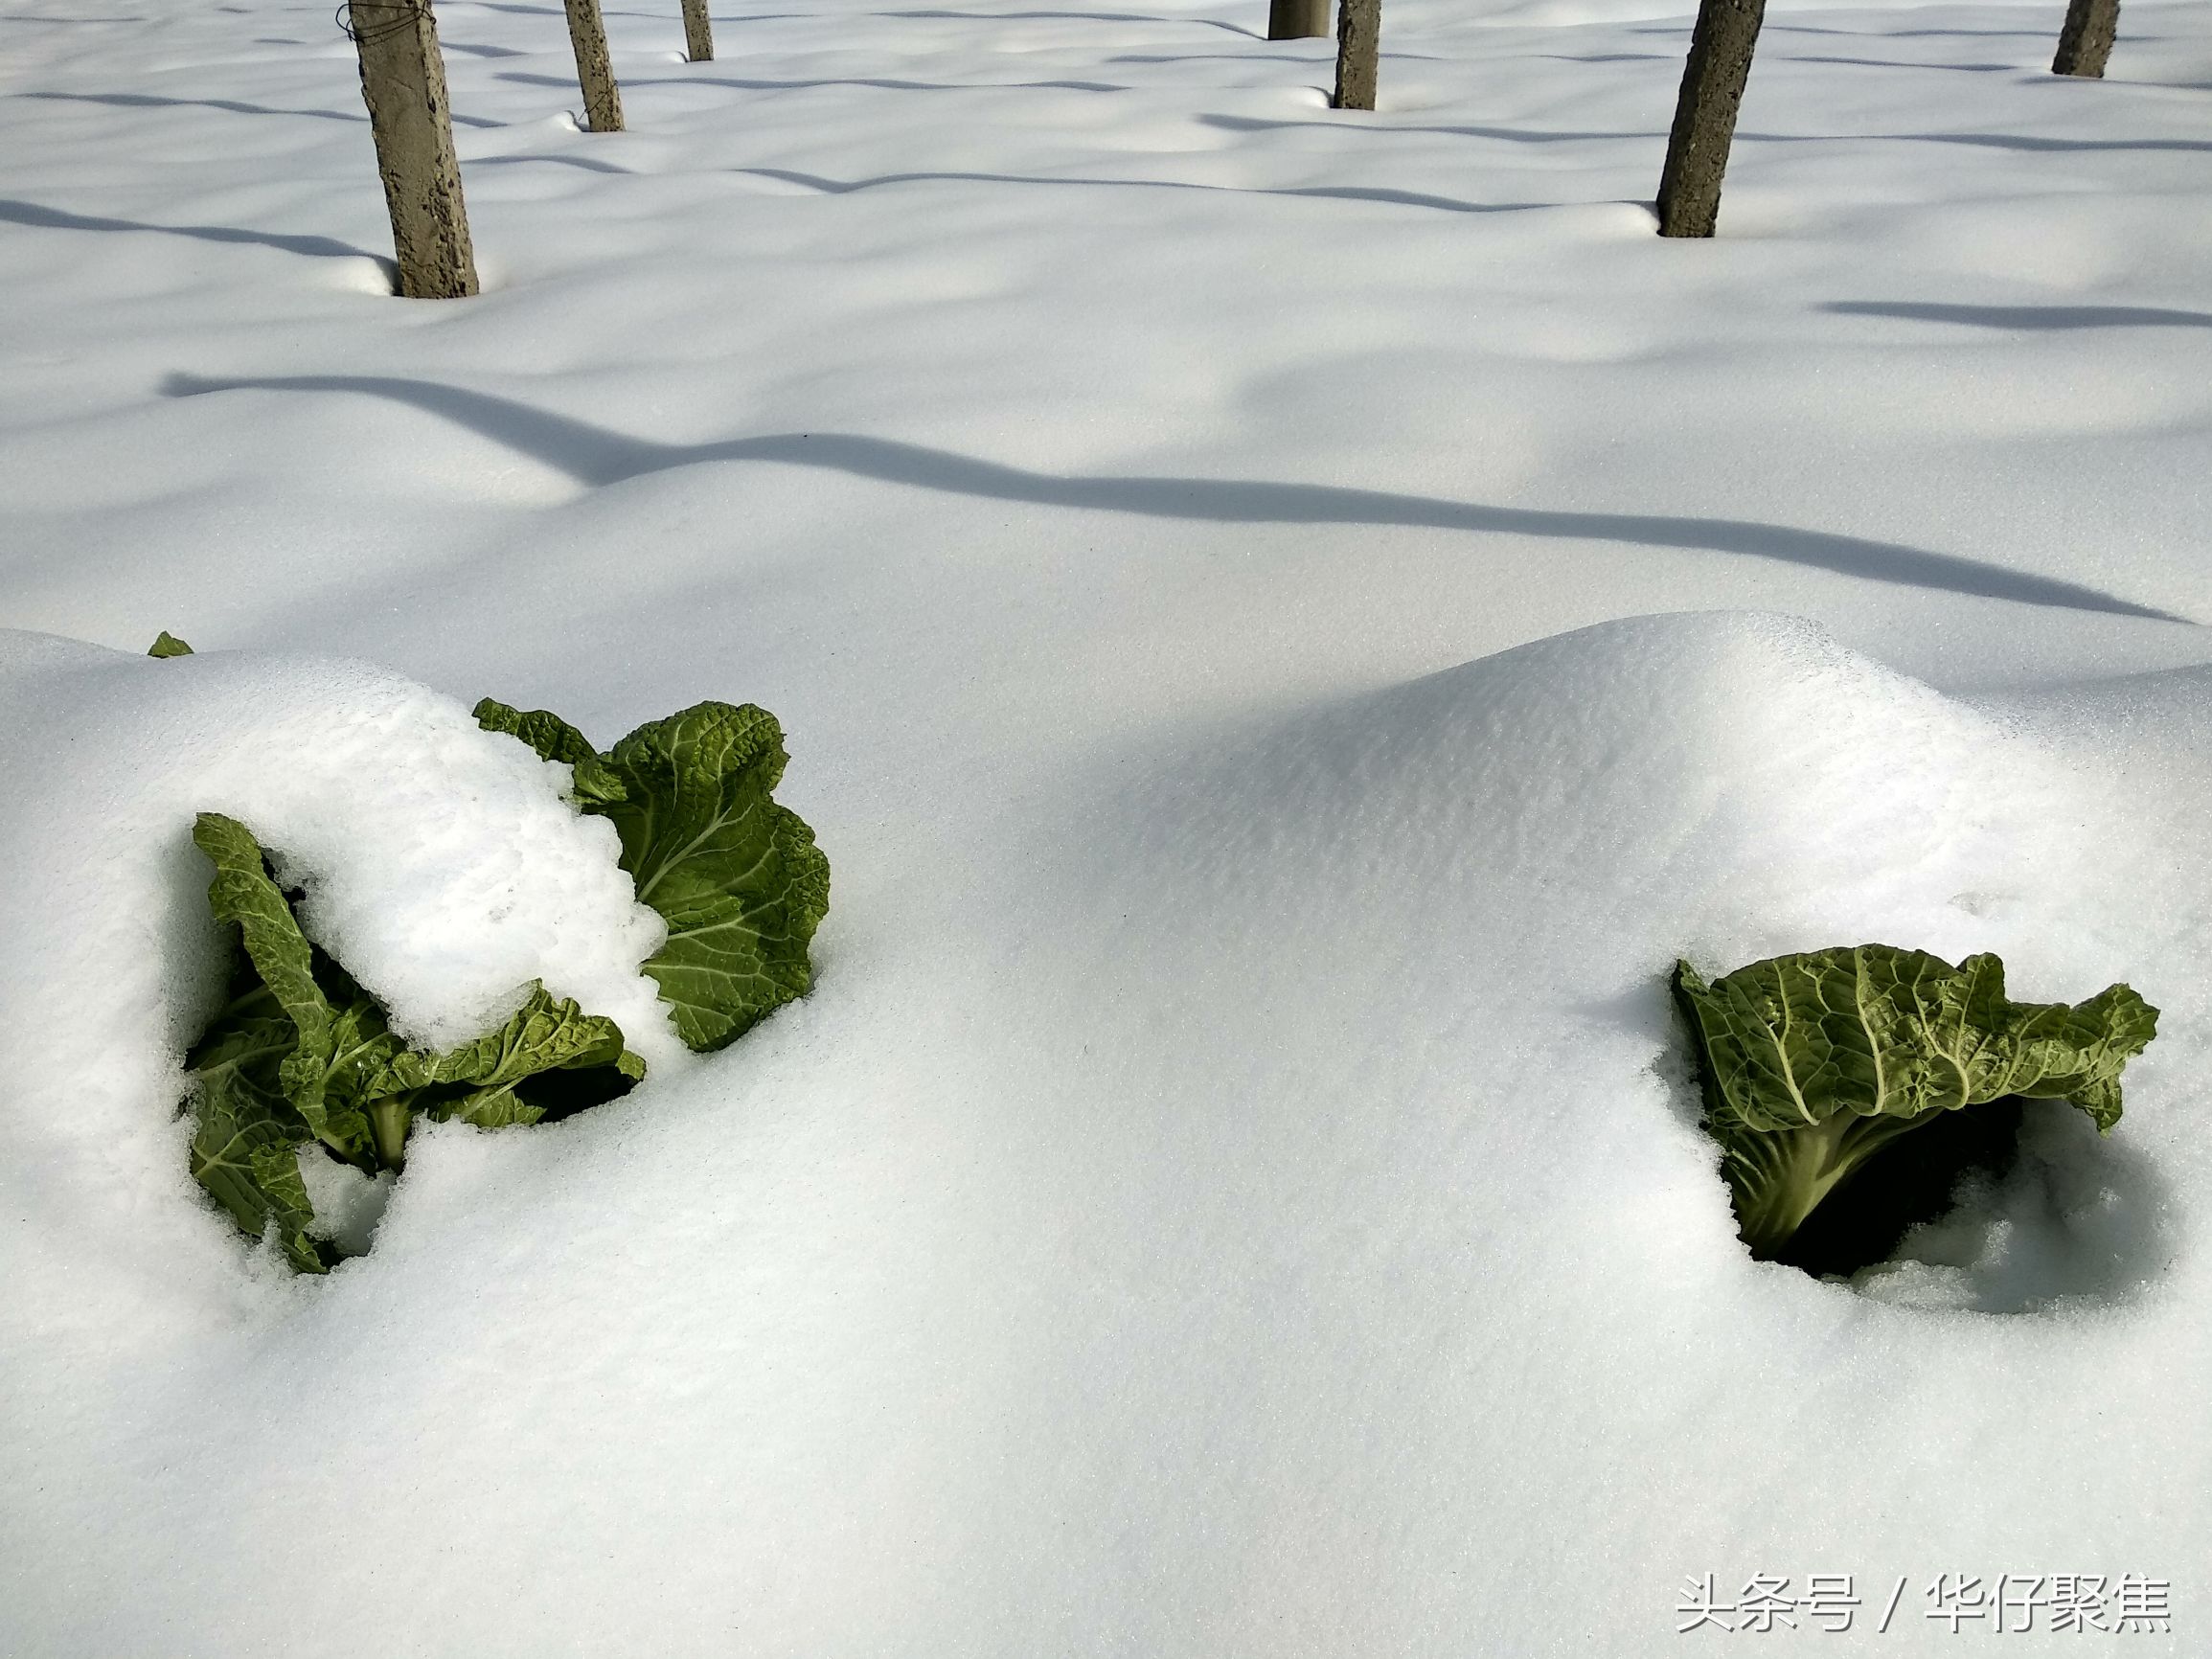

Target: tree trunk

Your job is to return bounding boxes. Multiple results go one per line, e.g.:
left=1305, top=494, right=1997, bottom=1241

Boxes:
left=347, top=0, right=477, bottom=298
left=563, top=0, right=625, bottom=131
left=1654, top=0, right=1767, bottom=238
left=1334, top=0, right=1380, bottom=110
left=1268, top=0, right=1329, bottom=42
left=2051, top=0, right=2118, bottom=76
left=681, top=0, right=713, bottom=62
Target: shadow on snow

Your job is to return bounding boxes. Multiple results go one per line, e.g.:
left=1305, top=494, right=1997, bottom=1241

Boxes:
left=737, top=164, right=1545, bottom=215
left=1827, top=300, right=2212, bottom=331
left=14, top=87, right=503, bottom=128
left=158, top=373, right=2193, bottom=625
left=0, top=195, right=384, bottom=263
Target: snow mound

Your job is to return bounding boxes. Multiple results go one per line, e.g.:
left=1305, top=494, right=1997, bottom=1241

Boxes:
left=1133, top=609, right=2087, bottom=978
left=1091, top=611, right=2175, bottom=1316
left=995, top=614, right=2185, bottom=1654
left=0, top=629, right=676, bottom=1309
left=2, top=615, right=2199, bottom=1658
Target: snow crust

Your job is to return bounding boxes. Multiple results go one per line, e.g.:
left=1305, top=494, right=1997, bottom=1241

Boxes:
left=5, top=0, right=2211, bottom=1650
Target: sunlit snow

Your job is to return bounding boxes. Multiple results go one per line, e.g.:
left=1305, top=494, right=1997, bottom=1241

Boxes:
left=2, top=0, right=2207, bottom=1650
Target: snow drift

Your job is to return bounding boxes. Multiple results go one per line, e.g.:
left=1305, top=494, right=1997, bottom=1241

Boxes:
left=0, top=612, right=2199, bottom=1656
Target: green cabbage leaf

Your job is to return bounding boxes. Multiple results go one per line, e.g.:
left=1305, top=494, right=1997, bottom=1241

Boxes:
left=1673, top=944, right=2157, bottom=1259
left=474, top=698, right=830, bottom=1053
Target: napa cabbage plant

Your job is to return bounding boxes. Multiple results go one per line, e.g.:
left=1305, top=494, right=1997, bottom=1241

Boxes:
left=187, top=812, right=646, bottom=1271
left=1673, top=944, right=2156, bottom=1261
left=167, top=633, right=831, bottom=1271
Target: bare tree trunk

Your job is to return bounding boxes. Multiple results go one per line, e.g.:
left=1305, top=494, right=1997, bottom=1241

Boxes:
left=681, top=0, right=713, bottom=62
left=1654, top=0, right=1767, bottom=238
left=563, top=0, right=625, bottom=131
left=1268, top=0, right=1329, bottom=41
left=2052, top=0, right=2118, bottom=76
left=347, top=0, right=477, bottom=298
left=1334, top=0, right=1380, bottom=110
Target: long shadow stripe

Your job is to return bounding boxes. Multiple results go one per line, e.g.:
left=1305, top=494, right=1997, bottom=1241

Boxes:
left=158, top=373, right=2194, bottom=624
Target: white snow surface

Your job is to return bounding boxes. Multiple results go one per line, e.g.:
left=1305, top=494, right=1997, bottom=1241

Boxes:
left=4, top=0, right=2211, bottom=1650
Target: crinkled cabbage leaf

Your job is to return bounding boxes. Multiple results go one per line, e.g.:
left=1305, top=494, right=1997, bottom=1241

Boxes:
left=1673, top=944, right=2157, bottom=1259
left=474, top=697, right=830, bottom=1053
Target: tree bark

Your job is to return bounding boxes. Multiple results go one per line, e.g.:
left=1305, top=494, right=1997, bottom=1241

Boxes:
left=681, top=0, right=713, bottom=62
left=2051, top=0, right=2118, bottom=77
left=1333, top=0, right=1379, bottom=110
left=1654, top=0, right=1767, bottom=238
left=347, top=0, right=477, bottom=298
left=1268, top=0, right=1329, bottom=42
left=563, top=0, right=625, bottom=131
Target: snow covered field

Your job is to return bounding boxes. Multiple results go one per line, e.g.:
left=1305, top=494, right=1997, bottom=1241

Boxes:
left=3, top=0, right=2209, bottom=1649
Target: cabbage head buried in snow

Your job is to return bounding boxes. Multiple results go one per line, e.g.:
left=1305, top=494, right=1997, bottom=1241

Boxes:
left=1672, top=945, right=2157, bottom=1264
left=186, top=812, right=647, bottom=1272
left=163, top=637, right=831, bottom=1272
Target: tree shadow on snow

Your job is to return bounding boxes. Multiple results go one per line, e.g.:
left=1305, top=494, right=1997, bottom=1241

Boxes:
left=1650, top=22, right=2088, bottom=38
left=1, top=196, right=390, bottom=270
left=1106, top=50, right=1442, bottom=63
left=1826, top=300, right=2212, bottom=331
left=158, top=372, right=2193, bottom=623
left=1203, top=112, right=2212, bottom=156
left=497, top=67, right=1130, bottom=93
left=474, top=151, right=638, bottom=174
left=1745, top=128, right=2212, bottom=154
left=16, top=89, right=363, bottom=124
left=1772, top=23, right=2051, bottom=36
left=737, top=164, right=1544, bottom=216
left=879, top=8, right=1261, bottom=37
left=1200, top=111, right=1657, bottom=144
left=1774, top=54, right=2022, bottom=73
left=14, top=87, right=503, bottom=128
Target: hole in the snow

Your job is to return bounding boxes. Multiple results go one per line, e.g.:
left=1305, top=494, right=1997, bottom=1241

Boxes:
left=1847, top=1099, right=2176, bottom=1314
left=1727, top=1094, right=2179, bottom=1313
left=1770, top=1097, right=2028, bottom=1278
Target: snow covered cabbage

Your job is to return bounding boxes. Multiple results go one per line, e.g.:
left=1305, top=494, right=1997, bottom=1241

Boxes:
left=1673, top=945, right=2157, bottom=1261
left=474, top=697, right=831, bottom=1054
left=188, top=812, right=647, bottom=1272
left=164, top=630, right=832, bottom=1269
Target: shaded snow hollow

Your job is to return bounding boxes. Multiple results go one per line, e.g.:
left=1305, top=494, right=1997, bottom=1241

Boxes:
left=0, top=612, right=2201, bottom=1655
